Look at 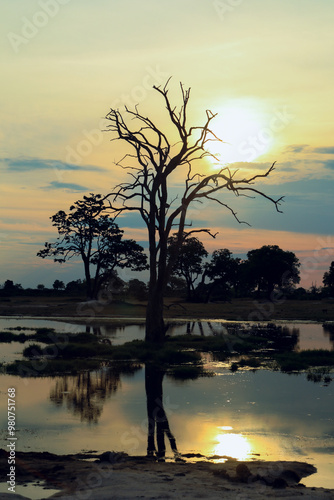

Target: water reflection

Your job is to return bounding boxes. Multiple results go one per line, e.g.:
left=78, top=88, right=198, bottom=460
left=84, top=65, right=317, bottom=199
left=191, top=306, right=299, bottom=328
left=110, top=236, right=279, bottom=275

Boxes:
left=1, top=366, right=333, bottom=488
left=213, top=431, right=252, bottom=460
left=49, top=364, right=141, bottom=423
left=145, top=364, right=180, bottom=461
left=48, top=362, right=181, bottom=460
left=323, top=323, right=334, bottom=345
left=167, top=321, right=334, bottom=351
left=1, top=317, right=333, bottom=351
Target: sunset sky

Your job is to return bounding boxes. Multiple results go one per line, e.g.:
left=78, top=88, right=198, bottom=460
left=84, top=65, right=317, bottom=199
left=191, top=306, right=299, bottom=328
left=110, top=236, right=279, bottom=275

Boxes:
left=1, top=0, right=334, bottom=289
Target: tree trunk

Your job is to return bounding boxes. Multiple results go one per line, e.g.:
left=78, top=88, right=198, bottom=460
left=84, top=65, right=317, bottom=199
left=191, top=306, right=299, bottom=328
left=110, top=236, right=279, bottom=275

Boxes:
left=145, top=284, right=166, bottom=343
left=83, top=257, right=93, bottom=300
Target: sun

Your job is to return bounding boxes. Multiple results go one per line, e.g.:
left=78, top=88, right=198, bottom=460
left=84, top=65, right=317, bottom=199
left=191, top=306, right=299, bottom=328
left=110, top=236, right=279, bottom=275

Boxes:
left=209, top=99, right=272, bottom=165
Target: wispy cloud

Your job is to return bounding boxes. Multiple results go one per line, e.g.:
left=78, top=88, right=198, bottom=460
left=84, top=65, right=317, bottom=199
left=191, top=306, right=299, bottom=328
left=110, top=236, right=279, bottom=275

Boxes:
left=284, top=144, right=309, bottom=154
left=1, top=157, right=105, bottom=172
left=43, top=181, right=89, bottom=192
left=323, top=159, right=334, bottom=169
left=313, top=147, right=334, bottom=155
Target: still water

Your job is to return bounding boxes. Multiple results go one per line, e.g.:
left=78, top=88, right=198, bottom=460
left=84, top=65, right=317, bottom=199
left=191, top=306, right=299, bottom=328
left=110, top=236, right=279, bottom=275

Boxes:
left=0, top=317, right=333, bottom=489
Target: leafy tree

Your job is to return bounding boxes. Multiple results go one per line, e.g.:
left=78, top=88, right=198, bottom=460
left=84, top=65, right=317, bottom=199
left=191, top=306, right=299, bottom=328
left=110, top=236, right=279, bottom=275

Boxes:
left=53, top=280, right=65, bottom=290
left=99, top=270, right=126, bottom=297
left=165, top=276, right=187, bottom=297
left=168, top=235, right=208, bottom=301
left=127, top=279, right=148, bottom=300
left=65, top=279, right=85, bottom=295
left=37, top=284, right=45, bottom=290
left=105, top=80, right=283, bottom=342
left=204, top=249, right=240, bottom=302
left=37, top=194, right=148, bottom=299
left=2, top=280, right=23, bottom=296
left=323, top=261, right=334, bottom=295
left=246, top=245, right=300, bottom=298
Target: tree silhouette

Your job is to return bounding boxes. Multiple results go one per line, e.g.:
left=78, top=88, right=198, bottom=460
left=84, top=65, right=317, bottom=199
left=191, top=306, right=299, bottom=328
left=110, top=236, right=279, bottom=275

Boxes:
left=104, top=80, right=283, bottom=342
left=247, top=245, right=300, bottom=298
left=168, top=234, right=207, bottom=301
left=323, top=261, right=334, bottom=296
left=37, top=193, right=148, bottom=299
left=2, top=280, right=23, bottom=295
left=53, top=279, right=65, bottom=290
left=204, top=248, right=240, bottom=302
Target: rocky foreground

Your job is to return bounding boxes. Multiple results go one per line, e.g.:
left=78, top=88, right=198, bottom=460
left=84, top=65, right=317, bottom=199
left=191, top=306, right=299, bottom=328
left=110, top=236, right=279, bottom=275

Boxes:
left=0, top=450, right=334, bottom=500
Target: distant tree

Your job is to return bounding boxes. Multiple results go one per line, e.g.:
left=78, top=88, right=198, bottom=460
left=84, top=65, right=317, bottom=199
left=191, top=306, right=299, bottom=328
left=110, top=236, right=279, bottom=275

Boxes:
left=246, top=245, right=300, bottom=298
left=323, top=261, right=334, bottom=295
left=2, top=280, right=23, bottom=296
left=65, top=279, right=85, bottom=295
left=204, top=249, right=240, bottom=302
left=98, top=270, right=126, bottom=297
left=167, top=235, right=208, bottom=301
left=308, top=283, right=322, bottom=299
left=37, top=194, right=148, bottom=299
left=127, top=279, right=148, bottom=300
left=37, top=284, right=45, bottom=290
left=53, top=280, right=65, bottom=290
left=3, top=280, right=15, bottom=292
left=165, top=276, right=187, bottom=297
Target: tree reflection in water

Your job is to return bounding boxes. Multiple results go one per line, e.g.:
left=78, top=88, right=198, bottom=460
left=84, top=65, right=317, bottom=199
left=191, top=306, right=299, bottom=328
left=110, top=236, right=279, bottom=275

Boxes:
left=323, top=323, right=334, bottom=349
left=49, top=362, right=181, bottom=460
left=49, top=364, right=141, bottom=424
left=145, top=363, right=180, bottom=461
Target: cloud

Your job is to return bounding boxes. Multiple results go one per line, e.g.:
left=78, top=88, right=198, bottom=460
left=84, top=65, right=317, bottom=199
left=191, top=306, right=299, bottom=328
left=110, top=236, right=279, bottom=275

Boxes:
left=313, top=147, right=334, bottom=155
left=283, top=144, right=309, bottom=154
left=322, top=159, right=334, bottom=169
left=43, top=181, right=89, bottom=192
left=1, top=157, right=105, bottom=172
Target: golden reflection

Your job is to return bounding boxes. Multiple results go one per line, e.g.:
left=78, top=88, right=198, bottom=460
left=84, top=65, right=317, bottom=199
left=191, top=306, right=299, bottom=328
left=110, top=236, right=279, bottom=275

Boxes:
left=213, top=431, right=253, bottom=460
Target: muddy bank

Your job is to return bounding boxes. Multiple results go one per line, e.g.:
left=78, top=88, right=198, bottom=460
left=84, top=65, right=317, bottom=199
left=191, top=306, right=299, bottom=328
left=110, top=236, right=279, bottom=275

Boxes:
left=0, top=449, right=333, bottom=499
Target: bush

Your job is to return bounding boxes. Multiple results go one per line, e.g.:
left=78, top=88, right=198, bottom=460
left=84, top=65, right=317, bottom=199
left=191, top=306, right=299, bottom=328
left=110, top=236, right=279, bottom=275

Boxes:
left=23, top=344, right=44, bottom=358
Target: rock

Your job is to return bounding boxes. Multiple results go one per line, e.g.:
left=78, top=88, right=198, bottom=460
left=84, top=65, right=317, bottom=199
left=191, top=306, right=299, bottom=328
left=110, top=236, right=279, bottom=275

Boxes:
left=236, top=464, right=252, bottom=482
left=279, top=468, right=301, bottom=484
left=272, top=477, right=288, bottom=489
left=98, top=451, right=128, bottom=463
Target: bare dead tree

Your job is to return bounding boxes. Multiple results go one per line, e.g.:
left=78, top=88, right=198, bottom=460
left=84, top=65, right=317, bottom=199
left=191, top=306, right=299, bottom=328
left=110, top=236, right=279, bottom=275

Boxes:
left=104, top=80, right=283, bottom=343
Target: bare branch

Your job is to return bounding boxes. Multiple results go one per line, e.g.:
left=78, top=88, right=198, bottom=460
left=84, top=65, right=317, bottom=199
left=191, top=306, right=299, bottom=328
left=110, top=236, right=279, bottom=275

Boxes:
left=104, top=79, right=282, bottom=342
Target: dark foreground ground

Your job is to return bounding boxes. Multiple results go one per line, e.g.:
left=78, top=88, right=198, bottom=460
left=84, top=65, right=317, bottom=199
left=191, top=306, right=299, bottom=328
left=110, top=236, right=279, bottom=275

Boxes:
left=0, top=296, right=334, bottom=322
left=0, top=449, right=334, bottom=500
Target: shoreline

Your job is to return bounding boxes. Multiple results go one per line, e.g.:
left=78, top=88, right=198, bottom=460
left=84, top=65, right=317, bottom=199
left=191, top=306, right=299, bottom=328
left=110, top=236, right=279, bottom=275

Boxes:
left=1, top=449, right=334, bottom=500
left=0, top=297, right=333, bottom=322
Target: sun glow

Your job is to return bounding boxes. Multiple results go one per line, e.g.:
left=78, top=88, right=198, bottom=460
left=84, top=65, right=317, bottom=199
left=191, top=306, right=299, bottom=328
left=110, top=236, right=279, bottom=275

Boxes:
left=213, top=431, right=253, bottom=460
left=210, top=100, right=272, bottom=165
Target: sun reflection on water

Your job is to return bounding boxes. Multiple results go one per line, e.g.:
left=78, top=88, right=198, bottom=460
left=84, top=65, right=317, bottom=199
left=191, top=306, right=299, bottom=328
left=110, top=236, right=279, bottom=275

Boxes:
left=213, top=428, right=253, bottom=461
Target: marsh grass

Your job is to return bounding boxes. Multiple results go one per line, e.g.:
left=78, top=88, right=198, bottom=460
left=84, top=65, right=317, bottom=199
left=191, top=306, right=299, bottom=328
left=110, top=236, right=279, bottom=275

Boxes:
left=274, top=349, right=334, bottom=372
left=3, top=322, right=334, bottom=380
left=0, top=331, right=27, bottom=343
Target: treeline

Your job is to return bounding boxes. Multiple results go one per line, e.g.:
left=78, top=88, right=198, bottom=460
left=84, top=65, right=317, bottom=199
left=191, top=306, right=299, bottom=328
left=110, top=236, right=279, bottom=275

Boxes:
left=1, top=251, right=334, bottom=303
left=2, top=193, right=334, bottom=302
left=167, top=238, right=334, bottom=302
